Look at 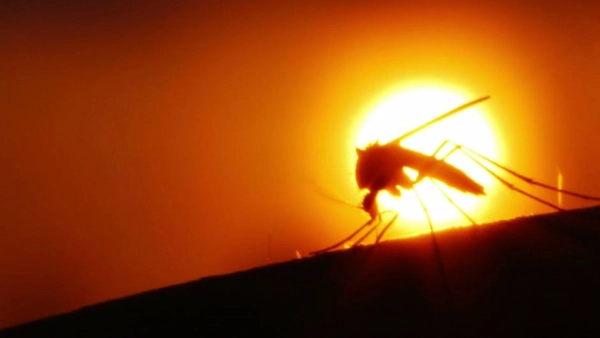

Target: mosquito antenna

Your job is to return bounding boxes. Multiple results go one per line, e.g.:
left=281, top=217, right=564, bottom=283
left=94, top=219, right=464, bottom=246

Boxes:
left=309, top=178, right=364, bottom=210
left=388, top=96, right=491, bottom=145
left=317, top=190, right=363, bottom=210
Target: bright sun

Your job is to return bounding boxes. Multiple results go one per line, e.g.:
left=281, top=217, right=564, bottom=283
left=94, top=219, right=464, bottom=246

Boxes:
left=354, top=86, right=501, bottom=236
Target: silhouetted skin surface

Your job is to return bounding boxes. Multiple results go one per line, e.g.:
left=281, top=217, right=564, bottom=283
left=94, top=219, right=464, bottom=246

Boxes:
left=2, top=206, right=599, bottom=337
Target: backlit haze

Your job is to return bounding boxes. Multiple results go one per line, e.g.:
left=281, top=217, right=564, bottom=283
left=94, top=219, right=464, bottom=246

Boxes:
left=2, top=0, right=600, bottom=329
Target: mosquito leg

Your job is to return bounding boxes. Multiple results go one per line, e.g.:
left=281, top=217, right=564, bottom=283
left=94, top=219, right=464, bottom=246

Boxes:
left=430, top=178, right=478, bottom=225
left=422, top=139, right=600, bottom=212
left=430, top=140, right=453, bottom=159
left=352, top=209, right=396, bottom=247
left=350, top=209, right=401, bottom=247
left=309, top=217, right=376, bottom=255
left=454, top=143, right=565, bottom=210
left=412, top=186, right=435, bottom=233
left=459, top=144, right=600, bottom=201
left=435, top=140, right=600, bottom=202
left=412, top=187, right=455, bottom=317
left=352, top=217, right=381, bottom=247
left=375, top=212, right=399, bottom=244
left=411, top=140, right=479, bottom=225
left=431, top=141, right=572, bottom=211
left=461, top=148, right=567, bottom=211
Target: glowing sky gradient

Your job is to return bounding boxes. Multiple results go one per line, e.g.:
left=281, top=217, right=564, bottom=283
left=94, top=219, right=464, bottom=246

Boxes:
left=2, top=0, right=600, bottom=329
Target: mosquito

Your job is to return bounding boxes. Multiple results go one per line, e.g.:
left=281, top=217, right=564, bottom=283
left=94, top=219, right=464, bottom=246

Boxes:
left=309, top=96, right=600, bottom=255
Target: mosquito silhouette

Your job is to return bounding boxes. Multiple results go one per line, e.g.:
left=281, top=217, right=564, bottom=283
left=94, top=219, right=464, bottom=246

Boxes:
left=310, top=96, right=600, bottom=255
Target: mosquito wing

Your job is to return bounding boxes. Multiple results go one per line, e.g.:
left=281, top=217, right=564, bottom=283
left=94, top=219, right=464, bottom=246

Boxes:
left=386, top=95, right=491, bottom=145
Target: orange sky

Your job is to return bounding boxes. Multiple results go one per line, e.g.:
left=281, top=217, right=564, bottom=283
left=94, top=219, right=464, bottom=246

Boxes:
left=2, top=0, right=600, bottom=329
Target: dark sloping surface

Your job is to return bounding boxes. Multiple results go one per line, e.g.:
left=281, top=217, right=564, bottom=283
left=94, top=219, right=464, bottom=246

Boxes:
left=2, top=206, right=600, bottom=337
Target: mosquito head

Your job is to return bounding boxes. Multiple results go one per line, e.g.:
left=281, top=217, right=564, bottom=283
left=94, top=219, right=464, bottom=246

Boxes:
left=361, top=190, right=379, bottom=220
left=355, top=142, right=391, bottom=190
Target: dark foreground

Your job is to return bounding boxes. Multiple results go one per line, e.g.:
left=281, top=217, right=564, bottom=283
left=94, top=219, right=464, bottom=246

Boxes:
left=2, top=206, right=600, bottom=337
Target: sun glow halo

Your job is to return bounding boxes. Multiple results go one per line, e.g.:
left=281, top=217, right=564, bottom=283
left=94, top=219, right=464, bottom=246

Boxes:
left=354, top=87, right=500, bottom=236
